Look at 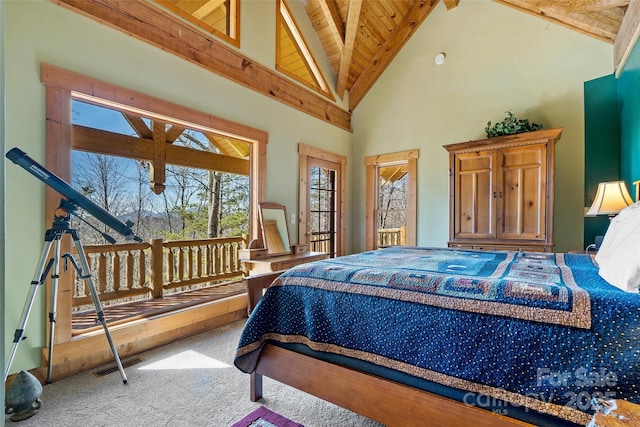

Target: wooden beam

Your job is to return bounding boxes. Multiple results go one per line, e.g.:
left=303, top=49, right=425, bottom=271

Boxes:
left=336, top=0, right=362, bottom=99
left=443, top=0, right=460, bottom=10
left=124, top=113, right=153, bottom=139
left=349, top=0, right=438, bottom=111
left=566, top=0, right=629, bottom=11
left=150, top=121, right=167, bottom=194
left=165, top=125, right=185, bottom=143
left=52, top=0, right=351, bottom=131
left=494, top=0, right=619, bottom=43
left=614, top=0, right=640, bottom=74
left=318, top=0, right=345, bottom=54
left=72, top=124, right=250, bottom=176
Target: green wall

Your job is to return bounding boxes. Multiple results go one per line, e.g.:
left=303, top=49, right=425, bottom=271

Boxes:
left=352, top=1, right=613, bottom=253
left=583, top=40, right=640, bottom=249
left=3, top=0, right=352, bottom=376
left=583, top=74, right=619, bottom=248
left=618, top=40, right=640, bottom=196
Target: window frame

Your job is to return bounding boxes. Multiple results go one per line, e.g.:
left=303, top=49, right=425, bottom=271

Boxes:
left=41, top=63, right=266, bottom=346
left=365, top=149, right=418, bottom=250
left=151, top=0, right=240, bottom=48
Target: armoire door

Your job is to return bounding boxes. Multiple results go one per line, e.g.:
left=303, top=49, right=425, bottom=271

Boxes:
left=454, top=150, right=496, bottom=240
left=497, top=143, right=547, bottom=241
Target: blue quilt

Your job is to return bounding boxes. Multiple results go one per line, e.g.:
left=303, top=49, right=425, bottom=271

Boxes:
left=235, top=247, right=640, bottom=425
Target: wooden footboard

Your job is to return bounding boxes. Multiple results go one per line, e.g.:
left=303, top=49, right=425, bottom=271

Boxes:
left=244, top=272, right=535, bottom=427
left=250, top=344, right=534, bottom=427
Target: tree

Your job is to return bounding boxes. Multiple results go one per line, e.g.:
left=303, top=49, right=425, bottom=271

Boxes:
left=73, top=152, right=129, bottom=243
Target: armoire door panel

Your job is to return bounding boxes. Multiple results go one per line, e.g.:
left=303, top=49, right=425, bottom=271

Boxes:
left=454, top=151, right=495, bottom=239
left=499, top=144, right=546, bottom=240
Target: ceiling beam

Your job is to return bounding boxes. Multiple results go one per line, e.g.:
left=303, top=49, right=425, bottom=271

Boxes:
left=53, top=0, right=352, bottom=131
left=348, top=0, right=438, bottom=111
left=494, top=0, right=619, bottom=43
left=614, top=0, right=640, bottom=74
left=337, top=0, right=362, bottom=99
left=443, top=0, right=460, bottom=10
left=565, top=0, right=629, bottom=11
left=318, top=0, right=345, bottom=54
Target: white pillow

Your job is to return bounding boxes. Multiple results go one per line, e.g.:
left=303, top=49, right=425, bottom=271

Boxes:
left=595, top=201, right=640, bottom=292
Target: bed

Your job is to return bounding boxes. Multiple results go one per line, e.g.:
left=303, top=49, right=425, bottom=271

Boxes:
left=234, top=245, right=640, bottom=427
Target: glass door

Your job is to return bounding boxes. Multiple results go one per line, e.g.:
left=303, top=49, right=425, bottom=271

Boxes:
left=307, top=158, right=339, bottom=257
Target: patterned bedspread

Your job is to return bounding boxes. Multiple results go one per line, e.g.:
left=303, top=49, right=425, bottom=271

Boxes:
left=235, top=247, right=640, bottom=425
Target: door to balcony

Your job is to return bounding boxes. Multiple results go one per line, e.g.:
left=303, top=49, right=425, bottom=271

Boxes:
left=298, top=144, right=346, bottom=258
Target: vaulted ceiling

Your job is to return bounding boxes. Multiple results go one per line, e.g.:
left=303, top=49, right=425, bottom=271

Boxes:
left=54, top=0, right=640, bottom=132
left=303, top=0, right=632, bottom=111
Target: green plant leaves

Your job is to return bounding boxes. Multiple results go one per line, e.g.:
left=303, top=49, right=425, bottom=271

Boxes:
left=485, top=111, right=542, bottom=138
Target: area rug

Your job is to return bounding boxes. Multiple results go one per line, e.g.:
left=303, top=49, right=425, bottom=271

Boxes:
left=230, top=406, right=304, bottom=427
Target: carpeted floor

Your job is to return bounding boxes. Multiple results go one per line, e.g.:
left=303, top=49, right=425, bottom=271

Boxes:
left=5, top=320, right=384, bottom=427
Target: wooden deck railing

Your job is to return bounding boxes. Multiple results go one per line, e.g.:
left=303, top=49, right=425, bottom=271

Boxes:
left=72, top=236, right=246, bottom=308
left=377, top=226, right=406, bottom=247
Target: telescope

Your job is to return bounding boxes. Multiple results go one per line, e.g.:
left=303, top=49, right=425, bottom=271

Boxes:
left=6, top=147, right=142, bottom=243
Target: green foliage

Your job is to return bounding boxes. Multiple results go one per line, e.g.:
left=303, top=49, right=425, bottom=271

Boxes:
left=485, top=111, right=542, bottom=138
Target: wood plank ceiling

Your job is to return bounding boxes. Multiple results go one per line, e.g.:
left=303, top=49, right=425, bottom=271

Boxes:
left=304, top=0, right=631, bottom=112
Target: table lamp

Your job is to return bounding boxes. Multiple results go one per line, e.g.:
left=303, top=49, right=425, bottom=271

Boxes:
left=586, top=180, right=633, bottom=249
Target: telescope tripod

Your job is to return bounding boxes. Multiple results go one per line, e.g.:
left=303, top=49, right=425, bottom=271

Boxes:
left=4, top=205, right=128, bottom=385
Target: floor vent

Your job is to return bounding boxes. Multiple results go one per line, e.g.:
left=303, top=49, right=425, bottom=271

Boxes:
left=93, top=357, right=143, bottom=378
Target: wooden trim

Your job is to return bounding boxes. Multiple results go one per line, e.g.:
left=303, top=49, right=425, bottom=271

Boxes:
left=364, top=149, right=419, bottom=250
left=43, top=296, right=247, bottom=381
left=443, top=128, right=563, bottom=153
left=41, top=64, right=268, bottom=144
left=252, top=344, right=534, bottom=427
left=336, top=0, right=362, bottom=99
left=348, top=0, right=437, bottom=111
left=298, top=144, right=347, bottom=256
left=50, top=0, right=352, bottom=131
left=406, top=157, right=417, bottom=246
left=45, top=86, right=73, bottom=345
left=614, top=0, right=640, bottom=75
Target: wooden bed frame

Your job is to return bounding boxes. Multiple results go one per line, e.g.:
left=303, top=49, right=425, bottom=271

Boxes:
left=244, top=272, right=540, bottom=427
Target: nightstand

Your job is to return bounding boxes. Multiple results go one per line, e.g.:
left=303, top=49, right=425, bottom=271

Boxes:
left=242, top=251, right=327, bottom=313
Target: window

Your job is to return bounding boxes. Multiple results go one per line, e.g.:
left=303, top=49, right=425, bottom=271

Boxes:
left=365, top=150, right=418, bottom=250
left=152, top=0, right=240, bottom=47
left=299, top=144, right=346, bottom=257
left=41, top=63, right=266, bottom=349
left=276, top=0, right=334, bottom=100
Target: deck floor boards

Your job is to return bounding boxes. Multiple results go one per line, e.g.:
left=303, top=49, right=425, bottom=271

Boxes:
left=71, top=281, right=247, bottom=335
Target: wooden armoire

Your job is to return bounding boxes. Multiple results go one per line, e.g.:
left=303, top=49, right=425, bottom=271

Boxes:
left=443, top=128, right=562, bottom=252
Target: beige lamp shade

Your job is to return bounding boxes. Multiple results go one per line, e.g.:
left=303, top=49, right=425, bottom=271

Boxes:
left=586, top=181, right=634, bottom=216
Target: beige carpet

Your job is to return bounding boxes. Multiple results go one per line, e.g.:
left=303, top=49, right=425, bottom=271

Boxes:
left=6, top=320, right=384, bottom=427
